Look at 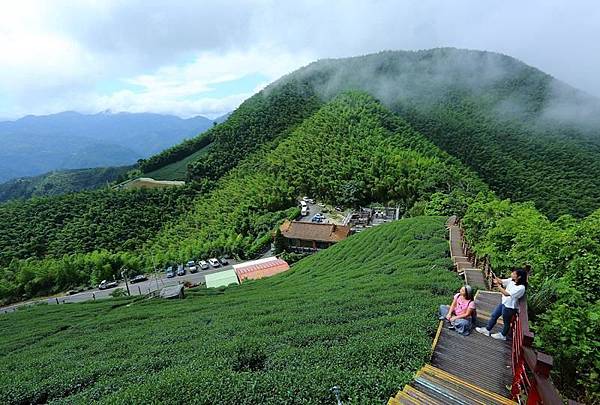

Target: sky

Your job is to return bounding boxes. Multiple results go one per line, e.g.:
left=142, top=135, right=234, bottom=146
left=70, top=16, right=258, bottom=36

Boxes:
left=1, top=0, right=599, bottom=120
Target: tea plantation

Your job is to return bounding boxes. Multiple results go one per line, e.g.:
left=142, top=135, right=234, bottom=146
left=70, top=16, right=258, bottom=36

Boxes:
left=0, top=217, right=460, bottom=404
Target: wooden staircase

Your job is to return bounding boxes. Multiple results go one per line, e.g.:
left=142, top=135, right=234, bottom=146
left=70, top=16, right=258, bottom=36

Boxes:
left=388, top=364, right=515, bottom=405
left=388, top=217, right=515, bottom=404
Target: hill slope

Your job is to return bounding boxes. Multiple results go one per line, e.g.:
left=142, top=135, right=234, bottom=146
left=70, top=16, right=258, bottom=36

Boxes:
left=0, top=166, right=131, bottom=202
left=0, top=217, right=460, bottom=404
left=279, top=48, right=600, bottom=218
left=0, top=111, right=216, bottom=182
left=0, top=92, right=484, bottom=301
left=150, top=92, right=486, bottom=263
left=153, top=48, right=599, bottom=218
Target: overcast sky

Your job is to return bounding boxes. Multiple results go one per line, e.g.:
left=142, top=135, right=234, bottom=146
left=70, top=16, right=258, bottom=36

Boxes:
left=1, top=0, right=599, bottom=120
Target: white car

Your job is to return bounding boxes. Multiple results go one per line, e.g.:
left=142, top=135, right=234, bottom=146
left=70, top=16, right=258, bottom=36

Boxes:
left=99, top=280, right=118, bottom=290
left=301, top=206, right=309, bottom=216
left=199, top=260, right=209, bottom=270
left=208, top=258, right=220, bottom=267
left=186, top=261, right=198, bottom=273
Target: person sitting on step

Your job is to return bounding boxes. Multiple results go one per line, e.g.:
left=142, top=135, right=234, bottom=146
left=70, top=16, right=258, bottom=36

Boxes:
left=476, top=268, right=527, bottom=341
left=438, top=285, right=476, bottom=335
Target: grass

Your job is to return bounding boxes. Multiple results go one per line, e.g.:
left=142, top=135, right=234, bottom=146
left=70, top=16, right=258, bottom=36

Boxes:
left=145, top=143, right=213, bottom=180
left=0, top=216, right=460, bottom=404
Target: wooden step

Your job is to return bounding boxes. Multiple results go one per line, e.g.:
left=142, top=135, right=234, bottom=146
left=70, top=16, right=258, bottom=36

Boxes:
left=419, top=364, right=515, bottom=404
left=456, top=262, right=474, bottom=271
left=388, top=391, right=419, bottom=405
left=394, top=390, right=421, bottom=405
left=404, top=384, right=445, bottom=405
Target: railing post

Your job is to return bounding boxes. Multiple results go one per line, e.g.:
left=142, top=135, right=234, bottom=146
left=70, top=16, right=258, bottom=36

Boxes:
left=534, top=352, right=553, bottom=379
left=523, top=331, right=534, bottom=347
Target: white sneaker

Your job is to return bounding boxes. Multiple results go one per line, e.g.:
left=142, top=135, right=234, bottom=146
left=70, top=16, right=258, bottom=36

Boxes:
left=475, top=327, right=490, bottom=336
left=491, top=332, right=506, bottom=341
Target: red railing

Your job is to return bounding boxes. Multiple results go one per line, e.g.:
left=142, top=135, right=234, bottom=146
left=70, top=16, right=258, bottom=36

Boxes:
left=509, top=297, right=573, bottom=405
left=455, top=219, right=576, bottom=405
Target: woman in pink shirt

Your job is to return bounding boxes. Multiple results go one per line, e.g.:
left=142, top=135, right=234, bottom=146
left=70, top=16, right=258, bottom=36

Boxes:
left=438, top=285, right=476, bottom=335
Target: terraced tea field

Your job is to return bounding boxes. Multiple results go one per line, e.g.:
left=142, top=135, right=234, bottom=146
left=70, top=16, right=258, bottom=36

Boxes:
left=0, top=216, right=460, bottom=404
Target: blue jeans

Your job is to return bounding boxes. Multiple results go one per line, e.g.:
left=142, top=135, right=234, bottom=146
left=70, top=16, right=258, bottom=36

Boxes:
left=486, top=304, right=517, bottom=337
left=438, top=304, right=473, bottom=336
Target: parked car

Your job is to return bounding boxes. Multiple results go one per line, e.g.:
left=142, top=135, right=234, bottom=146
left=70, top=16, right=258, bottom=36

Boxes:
left=177, top=265, right=186, bottom=276
left=99, top=280, right=118, bottom=290
left=218, top=257, right=229, bottom=265
left=166, top=267, right=175, bottom=278
left=307, top=198, right=315, bottom=204
left=199, top=260, right=209, bottom=270
left=335, top=206, right=343, bottom=211
left=208, top=258, right=220, bottom=267
left=186, top=260, right=198, bottom=273
left=301, top=206, right=309, bottom=216
left=130, top=274, right=148, bottom=283
left=311, top=213, right=324, bottom=222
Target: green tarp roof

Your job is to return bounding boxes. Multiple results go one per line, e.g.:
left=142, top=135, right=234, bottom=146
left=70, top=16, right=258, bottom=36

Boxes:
left=205, top=269, right=239, bottom=289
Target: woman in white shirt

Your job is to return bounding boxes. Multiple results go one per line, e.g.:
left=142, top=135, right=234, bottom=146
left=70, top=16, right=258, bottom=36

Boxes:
left=476, top=269, right=527, bottom=341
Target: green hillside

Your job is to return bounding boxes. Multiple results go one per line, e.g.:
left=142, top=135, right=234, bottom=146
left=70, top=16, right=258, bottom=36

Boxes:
left=0, top=92, right=485, bottom=303
left=144, top=142, right=213, bottom=180
left=0, top=188, right=190, bottom=266
left=0, top=49, right=599, bottom=401
left=149, top=92, right=486, bottom=264
left=280, top=49, right=600, bottom=219
left=0, top=217, right=460, bottom=404
left=139, top=81, right=322, bottom=180
left=0, top=166, right=131, bottom=202
left=152, top=49, right=599, bottom=218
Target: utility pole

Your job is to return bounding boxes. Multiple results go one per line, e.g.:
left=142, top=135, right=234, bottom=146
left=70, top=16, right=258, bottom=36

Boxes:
left=121, top=268, right=131, bottom=296
left=152, top=255, right=160, bottom=292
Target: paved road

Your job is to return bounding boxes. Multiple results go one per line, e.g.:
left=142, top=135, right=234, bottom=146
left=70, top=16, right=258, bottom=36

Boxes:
left=0, top=261, right=238, bottom=313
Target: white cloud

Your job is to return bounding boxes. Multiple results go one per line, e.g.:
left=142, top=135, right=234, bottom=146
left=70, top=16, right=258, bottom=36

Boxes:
left=0, top=0, right=599, bottom=119
left=82, top=46, right=313, bottom=118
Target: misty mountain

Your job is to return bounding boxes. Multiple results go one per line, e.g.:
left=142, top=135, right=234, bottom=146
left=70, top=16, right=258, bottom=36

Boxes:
left=272, top=48, right=600, bottom=217
left=147, top=48, right=600, bottom=218
left=0, top=111, right=219, bottom=183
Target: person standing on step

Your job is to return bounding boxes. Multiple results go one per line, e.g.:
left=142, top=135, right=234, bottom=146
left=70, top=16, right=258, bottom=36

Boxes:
left=476, top=268, right=527, bottom=341
left=438, top=285, right=476, bottom=335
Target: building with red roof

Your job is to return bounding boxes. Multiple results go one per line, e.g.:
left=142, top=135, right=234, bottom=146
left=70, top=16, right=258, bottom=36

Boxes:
left=233, top=257, right=290, bottom=282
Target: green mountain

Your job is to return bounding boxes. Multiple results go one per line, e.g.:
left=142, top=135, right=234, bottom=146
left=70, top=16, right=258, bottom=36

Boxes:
left=283, top=49, right=600, bottom=219
left=149, top=49, right=600, bottom=219
left=0, top=166, right=131, bottom=202
left=148, top=92, right=485, bottom=263
left=0, top=91, right=484, bottom=297
left=0, top=217, right=459, bottom=404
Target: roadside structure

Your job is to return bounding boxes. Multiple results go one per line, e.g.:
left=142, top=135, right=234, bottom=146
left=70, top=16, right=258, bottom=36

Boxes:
left=204, top=269, right=240, bottom=289
left=115, top=177, right=185, bottom=190
left=233, top=257, right=290, bottom=282
left=279, top=220, right=351, bottom=252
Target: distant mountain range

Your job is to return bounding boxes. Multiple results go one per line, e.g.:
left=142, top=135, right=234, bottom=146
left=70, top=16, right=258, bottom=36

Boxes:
left=0, top=111, right=228, bottom=183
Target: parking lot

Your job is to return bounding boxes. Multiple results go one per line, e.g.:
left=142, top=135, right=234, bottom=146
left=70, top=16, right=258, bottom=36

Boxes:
left=0, top=260, right=239, bottom=313
left=297, top=199, right=349, bottom=225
